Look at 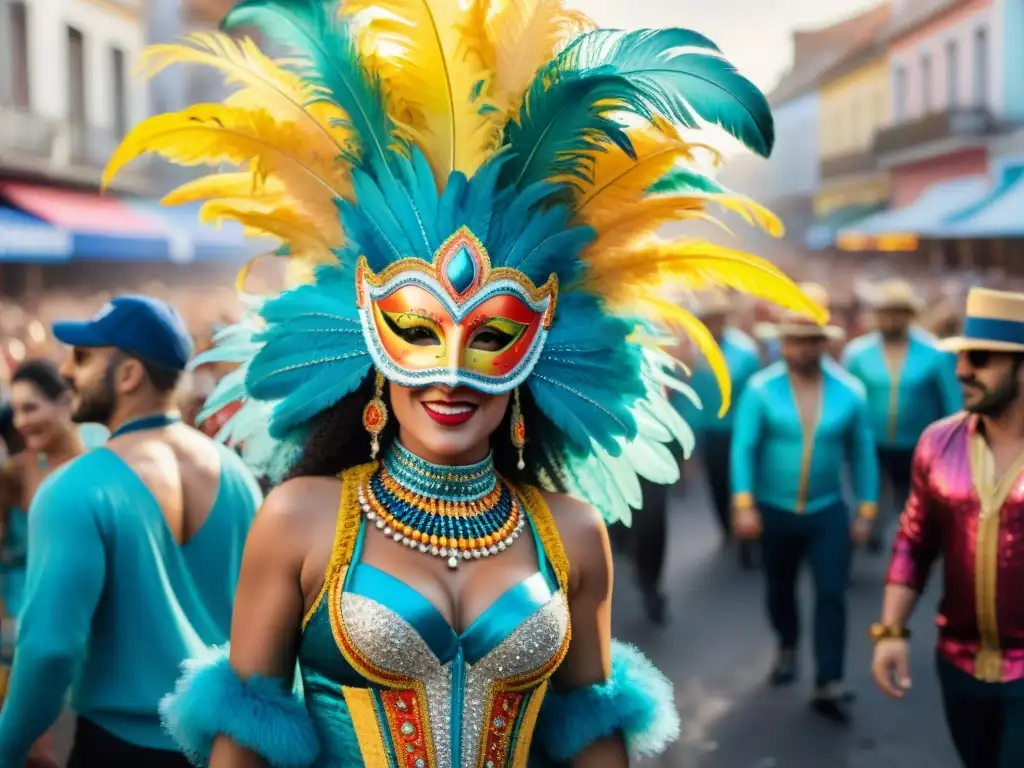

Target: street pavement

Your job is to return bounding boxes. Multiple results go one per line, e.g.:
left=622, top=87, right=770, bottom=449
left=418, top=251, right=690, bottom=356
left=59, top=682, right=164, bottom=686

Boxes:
left=611, top=474, right=958, bottom=768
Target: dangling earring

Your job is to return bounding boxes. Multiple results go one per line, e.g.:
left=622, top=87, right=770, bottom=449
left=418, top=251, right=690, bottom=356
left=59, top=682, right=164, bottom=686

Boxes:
left=363, top=370, right=388, bottom=460
left=511, top=388, right=526, bottom=470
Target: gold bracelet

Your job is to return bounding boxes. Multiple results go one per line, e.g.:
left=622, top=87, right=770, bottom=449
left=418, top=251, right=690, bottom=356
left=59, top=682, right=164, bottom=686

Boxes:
left=858, top=502, right=879, bottom=520
left=868, top=622, right=911, bottom=643
left=733, top=492, right=755, bottom=510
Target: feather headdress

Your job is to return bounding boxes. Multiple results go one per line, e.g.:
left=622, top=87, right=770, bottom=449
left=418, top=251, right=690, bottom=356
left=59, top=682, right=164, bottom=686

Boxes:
left=105, top=0, right=825, bottom=522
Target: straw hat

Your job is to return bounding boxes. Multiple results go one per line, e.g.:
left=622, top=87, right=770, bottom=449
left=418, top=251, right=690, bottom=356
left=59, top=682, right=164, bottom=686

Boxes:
left=692, top=288, right=733, bottom=318
left=937, top=287, right=1024, bottom=354
left=774, top=283, right=845, bottom=341
left=864, top=278, right=925, bottom=313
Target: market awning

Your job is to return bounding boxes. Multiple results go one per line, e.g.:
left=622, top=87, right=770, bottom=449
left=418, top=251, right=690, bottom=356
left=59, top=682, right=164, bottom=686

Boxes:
left=835, top=175, right=991, bottom=252
left=0, top=205, right=72, bottom=262
left=929, top=166, right=1024, bottom=238
left=803, top=202, right=886, bottom=251
left=0, top=182, right=172, bottom=261
left=124, top=201, right=257, bottom=263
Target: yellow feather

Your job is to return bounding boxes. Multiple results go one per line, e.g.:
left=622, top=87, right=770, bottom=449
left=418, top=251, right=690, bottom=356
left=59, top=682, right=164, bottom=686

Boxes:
left=138, top=33, right=353, bottom=165
left=485, top=0, right=594, bottom=111
left=343, top=0, right=504, bottom=182
left=643, top=299, right=733, bottom=416
left=105, top=103, right=347, bottom=196
left=588, top=198, right=732, bottom=254
left=589, top=240, right=829, bottom=328
left=585, top=188, right=780, bottom=256
left=160, top=172, right=280, bottom=207
left=573, top=128, right=697, bottom=223
left=200, top=200, right=334, bottom=259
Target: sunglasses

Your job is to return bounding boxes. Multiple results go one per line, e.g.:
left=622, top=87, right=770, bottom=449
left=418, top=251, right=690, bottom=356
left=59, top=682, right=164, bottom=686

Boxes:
left=966, top=350, right=994, bottom=368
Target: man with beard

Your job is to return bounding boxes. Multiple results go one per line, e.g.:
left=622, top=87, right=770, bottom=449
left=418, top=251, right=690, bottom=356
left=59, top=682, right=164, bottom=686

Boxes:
left=0, top=296, right=261, bottom=768
left=842, top=279, right=961, bottom=553
left=872, top=287, right=1024, bottom=768
left=732, top=284, right=878, bottom=722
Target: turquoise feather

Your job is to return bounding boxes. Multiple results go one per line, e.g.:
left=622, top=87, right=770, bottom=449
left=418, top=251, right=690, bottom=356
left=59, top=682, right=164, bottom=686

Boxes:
left=560, top=28, right=774, bottom=157
left=500, top=65, right=645, bottom=193
left=223, top=0, right=400, bottom=171
left=648, top=166, right=730, bottom=195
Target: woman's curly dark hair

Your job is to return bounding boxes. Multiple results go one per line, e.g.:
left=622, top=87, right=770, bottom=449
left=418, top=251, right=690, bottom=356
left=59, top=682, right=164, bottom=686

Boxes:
left=286, top=371, right=572, bottom=492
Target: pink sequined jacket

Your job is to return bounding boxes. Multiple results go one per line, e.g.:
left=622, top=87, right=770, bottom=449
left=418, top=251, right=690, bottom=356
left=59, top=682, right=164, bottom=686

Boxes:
left=887, top=412, right=1024, bottom=682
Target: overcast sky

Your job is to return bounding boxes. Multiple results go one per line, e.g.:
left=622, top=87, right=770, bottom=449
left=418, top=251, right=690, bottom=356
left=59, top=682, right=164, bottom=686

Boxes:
left=569, top=0, right=882, bottom=91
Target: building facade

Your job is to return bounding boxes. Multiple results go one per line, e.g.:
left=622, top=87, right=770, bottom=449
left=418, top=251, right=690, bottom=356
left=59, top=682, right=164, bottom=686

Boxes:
left=816, top=29, right=892, bottom=218
left=878, top=0, right=997, bottom=205
left=0, top=0, right=150, bottom=192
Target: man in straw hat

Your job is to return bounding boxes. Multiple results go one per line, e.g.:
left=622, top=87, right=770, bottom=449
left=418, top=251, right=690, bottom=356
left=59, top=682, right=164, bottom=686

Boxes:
left=731, top=283, right=879, bottom=722
left=842, top=279, right=962, bottom=553
left=872, top=286, right=1024, bottom=767
left=684, top=288, right=762, bottom=569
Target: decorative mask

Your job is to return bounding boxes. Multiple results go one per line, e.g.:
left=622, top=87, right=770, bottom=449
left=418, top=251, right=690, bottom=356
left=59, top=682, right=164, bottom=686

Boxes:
left=356, top=227, right=558, bottom=393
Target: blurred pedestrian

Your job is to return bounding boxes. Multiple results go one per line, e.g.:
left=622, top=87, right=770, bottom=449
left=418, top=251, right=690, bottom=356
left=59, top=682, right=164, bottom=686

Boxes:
left=842, top=279, right=962, bottom=553
left=683, top=290, right=762, bottom=569
left=873, top=287, right=1024, bottom=768
left=0, top=296, right=263, bottom=768
left=731, top=284, right=879, bottom=723
left=0, top=360, right=87, bottom=766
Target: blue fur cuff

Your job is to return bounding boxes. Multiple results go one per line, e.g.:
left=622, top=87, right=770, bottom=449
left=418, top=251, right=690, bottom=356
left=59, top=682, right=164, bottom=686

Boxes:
left=159, top=646, right=319, bottom=768
left=534, top=640, right=679, bottom=762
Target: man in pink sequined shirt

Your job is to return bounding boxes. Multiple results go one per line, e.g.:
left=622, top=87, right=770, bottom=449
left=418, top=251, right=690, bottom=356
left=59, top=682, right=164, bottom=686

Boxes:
left=872, top=287, right=1024, bottom=768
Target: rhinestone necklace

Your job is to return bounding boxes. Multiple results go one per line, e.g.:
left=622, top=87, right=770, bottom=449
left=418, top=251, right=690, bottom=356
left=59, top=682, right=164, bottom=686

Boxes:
left=358, top=442, right=524, bottom=569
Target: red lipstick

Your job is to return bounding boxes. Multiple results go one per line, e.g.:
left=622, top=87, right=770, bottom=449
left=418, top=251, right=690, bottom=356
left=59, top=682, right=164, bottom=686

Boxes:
left=422, top=401, right=477, bottom=427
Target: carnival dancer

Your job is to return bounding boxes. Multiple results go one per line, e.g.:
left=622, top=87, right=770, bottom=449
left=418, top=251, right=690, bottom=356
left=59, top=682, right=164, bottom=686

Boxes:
left=732, top=283, right=879, bottom=722
left=0, top=296, right=262, bottom=768
left=842, top=279, right=961, bottom=553
left=104, top=1, right=827, bottom=764
left=872, top=287, right=1024, bottom=768
left=684, top=289, right=761, bottom=569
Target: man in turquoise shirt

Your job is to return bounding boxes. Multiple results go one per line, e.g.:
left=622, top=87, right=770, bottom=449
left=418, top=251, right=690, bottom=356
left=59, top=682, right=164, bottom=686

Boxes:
left=684, top=291, right=762, bottom=568
left=842, top=279, right=961, bottom=553
left=0, top=296, right=262, bottom=767
left=731, top=283, right=879, bottom=723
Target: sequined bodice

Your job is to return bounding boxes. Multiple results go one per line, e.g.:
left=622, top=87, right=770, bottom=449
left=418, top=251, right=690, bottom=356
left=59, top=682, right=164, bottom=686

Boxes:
left=298, top=483, right=571, bottom=768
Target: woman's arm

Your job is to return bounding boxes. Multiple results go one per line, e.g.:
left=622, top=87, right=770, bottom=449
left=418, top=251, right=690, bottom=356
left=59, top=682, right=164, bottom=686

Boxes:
left=550, top=496, right=629, bottom=768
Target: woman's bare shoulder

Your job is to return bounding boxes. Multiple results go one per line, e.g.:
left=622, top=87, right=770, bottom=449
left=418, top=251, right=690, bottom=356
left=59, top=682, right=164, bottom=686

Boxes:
left=541, top=491, right=606, bottom=544
left=539, top=491, right=610, bottom=593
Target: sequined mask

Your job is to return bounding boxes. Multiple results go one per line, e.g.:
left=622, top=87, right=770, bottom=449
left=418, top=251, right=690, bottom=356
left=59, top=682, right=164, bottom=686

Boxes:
left=356, top=226, right=558, bottom=393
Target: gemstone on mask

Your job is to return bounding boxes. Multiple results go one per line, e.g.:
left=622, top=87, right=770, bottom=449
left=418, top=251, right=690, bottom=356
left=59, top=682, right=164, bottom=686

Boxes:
left=446, top=243, right=478, bottom=296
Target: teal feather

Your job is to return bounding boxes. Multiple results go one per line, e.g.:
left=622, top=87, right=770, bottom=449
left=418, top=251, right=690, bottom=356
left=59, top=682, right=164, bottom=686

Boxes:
left=500, top=65, right=645, bottom=192
left=559, top=28, right=774, bottom=157
left=648, top=166, right=728, bottom=195
left=223, top=0, right=399, bottom=171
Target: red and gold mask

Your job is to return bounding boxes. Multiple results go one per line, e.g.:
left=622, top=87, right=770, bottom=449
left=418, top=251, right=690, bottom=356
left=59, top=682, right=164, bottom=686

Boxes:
left=356, top=227, right=558, bottom=393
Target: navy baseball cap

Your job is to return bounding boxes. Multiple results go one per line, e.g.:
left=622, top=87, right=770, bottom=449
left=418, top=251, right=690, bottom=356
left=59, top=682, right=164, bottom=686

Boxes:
left=52, top=295, right=194, bottom=372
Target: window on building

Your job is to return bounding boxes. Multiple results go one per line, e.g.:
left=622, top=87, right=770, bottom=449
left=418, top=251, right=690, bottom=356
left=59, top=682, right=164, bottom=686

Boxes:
left=920, top=53, right=933, bottom=113
left=946, top=39, right=959, bottom=108
left=67, top=26, right=86, bottom=124
left=893, top=65, right=907, bottom=122
left=974, top=26, right=989, bottom=107
left=9, top=1, right=29, bottom=109
left=111, top=46, right=128, bottom=137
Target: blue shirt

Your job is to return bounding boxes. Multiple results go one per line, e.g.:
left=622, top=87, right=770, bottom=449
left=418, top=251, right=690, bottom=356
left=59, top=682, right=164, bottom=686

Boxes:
left=841, top=329, right=961, bottom=451
left=730, top=358, right=879, bottom=516
left=677, top=328, right=762, bottom=434
left=0, top=444, right=261, bottom=761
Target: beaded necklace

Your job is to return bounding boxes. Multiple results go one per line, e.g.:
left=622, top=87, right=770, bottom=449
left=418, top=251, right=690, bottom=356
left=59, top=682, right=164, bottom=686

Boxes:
left=358, top=441, right=524, bottom=570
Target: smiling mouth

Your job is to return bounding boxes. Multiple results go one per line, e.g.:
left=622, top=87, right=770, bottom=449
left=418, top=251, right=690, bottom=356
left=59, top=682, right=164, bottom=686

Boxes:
left=422, top=401, right=478, bottom=426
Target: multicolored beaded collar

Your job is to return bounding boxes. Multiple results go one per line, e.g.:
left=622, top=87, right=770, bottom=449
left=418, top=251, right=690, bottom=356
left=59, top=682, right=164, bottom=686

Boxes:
left=358, top=441, right=524, bottom=570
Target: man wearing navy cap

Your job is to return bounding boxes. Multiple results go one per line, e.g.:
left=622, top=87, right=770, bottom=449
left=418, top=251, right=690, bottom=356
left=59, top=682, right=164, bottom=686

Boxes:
left=0, top=295, right=262, bottom=768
